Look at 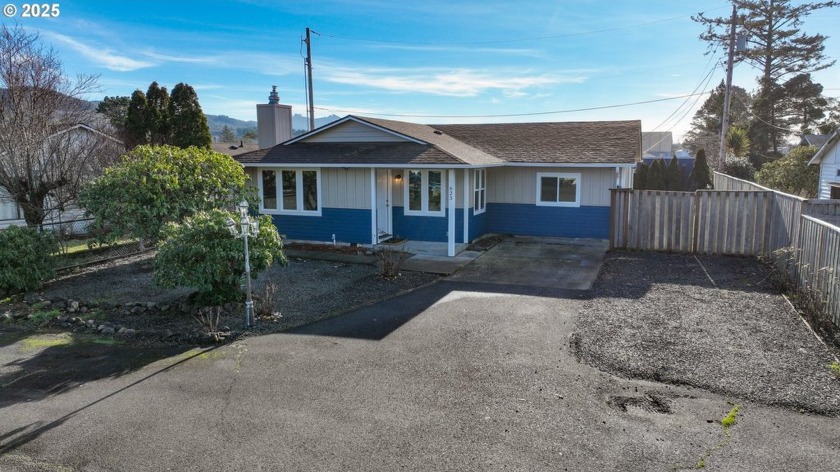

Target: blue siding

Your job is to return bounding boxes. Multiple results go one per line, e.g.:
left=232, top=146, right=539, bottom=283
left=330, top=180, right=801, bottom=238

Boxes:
left=469, top=209, right=488, bottom=242
left=392, top=206, right=448, bottom=242
left=270, top=208, right=370, bottom=244
left=485, top=203, right=610, bottom=239
left=390, top=207, right=470, bottom=243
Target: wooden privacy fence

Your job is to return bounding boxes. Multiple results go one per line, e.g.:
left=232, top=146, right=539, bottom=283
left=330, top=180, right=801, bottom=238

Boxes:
left=610, top=189, right=779, bottom=256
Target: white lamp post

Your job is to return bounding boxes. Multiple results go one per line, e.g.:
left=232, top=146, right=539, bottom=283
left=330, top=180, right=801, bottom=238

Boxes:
left=225, top=200, right=259, bottom=328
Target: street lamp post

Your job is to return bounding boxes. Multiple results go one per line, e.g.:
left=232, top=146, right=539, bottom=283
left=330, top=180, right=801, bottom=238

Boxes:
left=226, top=200, right=259, bottom=328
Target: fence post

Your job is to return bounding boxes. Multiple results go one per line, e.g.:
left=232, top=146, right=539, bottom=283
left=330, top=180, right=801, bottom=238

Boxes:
left=691, top=191, right=700, bottom=254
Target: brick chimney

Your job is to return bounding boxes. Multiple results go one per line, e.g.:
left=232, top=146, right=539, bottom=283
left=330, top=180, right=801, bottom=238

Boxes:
left=257, top=85, right=292, bottom=149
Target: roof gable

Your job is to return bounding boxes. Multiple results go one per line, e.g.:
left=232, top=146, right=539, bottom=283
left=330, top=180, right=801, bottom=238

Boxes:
left=287, top=116, right=424, bottom=144
left=809, top=129, right=840, bottom=166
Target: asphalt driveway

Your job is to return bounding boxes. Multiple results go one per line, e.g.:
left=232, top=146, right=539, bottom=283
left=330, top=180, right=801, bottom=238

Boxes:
left=2, top=273, right=839, bottom=471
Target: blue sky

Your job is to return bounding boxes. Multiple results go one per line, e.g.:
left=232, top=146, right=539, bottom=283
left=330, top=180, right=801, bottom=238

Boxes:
left=5, top=0, right=840, bottom=140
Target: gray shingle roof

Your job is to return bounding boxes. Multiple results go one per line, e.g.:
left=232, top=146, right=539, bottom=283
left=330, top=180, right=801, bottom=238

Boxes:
left=236, top=116, right=641, bottom=167
left=235, top=142, right=465, bottom=166
left=432, top=121, right=641, bottom=164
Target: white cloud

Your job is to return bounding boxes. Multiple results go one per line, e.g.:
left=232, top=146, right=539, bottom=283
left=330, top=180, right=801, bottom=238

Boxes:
left=321, top=66, right=586, bottom=97
left=46, top=32, right=154, bottom=72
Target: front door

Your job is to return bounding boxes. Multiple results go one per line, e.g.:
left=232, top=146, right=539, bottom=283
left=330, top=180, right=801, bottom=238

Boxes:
left=375, top=169, right=392, bottom=242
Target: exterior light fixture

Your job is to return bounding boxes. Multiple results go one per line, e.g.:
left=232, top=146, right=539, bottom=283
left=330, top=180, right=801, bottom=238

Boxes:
left=394, top=174, right=402, bottom=181
left=228, top=199, right=259, bottom=328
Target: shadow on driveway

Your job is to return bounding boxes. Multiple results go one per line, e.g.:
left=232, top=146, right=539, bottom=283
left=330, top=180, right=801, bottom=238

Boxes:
left=288, top=280, right=588, bottom=341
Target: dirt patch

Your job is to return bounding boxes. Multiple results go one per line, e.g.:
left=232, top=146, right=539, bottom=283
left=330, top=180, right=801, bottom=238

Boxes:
left=572, top=251, right=840, bottom=416
left=2, top=253, right=438, bottom=346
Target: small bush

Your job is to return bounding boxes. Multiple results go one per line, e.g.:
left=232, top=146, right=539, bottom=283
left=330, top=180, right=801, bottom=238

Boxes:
left=0, top=226, right=59, bottom=292
left=376, top=244, right=410, bottom=279
left=722, top=157, right=756, bottom=181
left=255, top=281, right=281, bottom=319
left=153, top=209, right=286, bottom=305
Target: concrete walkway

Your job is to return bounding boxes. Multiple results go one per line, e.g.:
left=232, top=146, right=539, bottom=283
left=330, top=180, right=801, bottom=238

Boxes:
left=451, top=237, right=608, bottom=289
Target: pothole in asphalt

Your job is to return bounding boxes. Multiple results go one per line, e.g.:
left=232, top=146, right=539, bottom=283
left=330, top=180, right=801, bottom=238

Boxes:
left=607, top=394, right=672, bottom=414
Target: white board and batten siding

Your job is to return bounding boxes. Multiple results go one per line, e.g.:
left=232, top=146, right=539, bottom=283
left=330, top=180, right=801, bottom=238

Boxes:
left=816, top=140, right=840, bottom=199
left=303, top=121, right=408, bottom=143
left=487, top=167, right=615, bottom=207
left=321, top=168, right=371, bottom=209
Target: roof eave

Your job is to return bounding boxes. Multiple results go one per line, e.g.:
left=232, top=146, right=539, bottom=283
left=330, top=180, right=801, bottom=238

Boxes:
left=809, top=129, right=840, bottom=166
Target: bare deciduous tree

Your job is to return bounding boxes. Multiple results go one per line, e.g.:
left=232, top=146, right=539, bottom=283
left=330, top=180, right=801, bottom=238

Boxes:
left=0, top=24, right=122, bottom=226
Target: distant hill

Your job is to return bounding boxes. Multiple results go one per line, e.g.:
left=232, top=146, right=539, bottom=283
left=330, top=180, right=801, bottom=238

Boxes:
left=204, top=113, right=341, bottom=140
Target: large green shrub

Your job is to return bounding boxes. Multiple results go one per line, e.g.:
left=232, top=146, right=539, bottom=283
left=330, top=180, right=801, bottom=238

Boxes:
left=80, top=145, right=255, bottom=244
left=756, top=146, right=819, bottom=197
left=153, top=210, right=286, bottom=305
left=0, top=226, right=59, bottom=292
left=722, top=157, right=756, bottom=181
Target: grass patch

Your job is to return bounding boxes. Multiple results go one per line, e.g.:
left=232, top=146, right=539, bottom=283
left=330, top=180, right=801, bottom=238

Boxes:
left=721, top=404, right=740, bottom=429
left=28, top=309, right=61, bottom=323
left=829, top=361, right=840, bottom=378
left=681, top=403, right=742, bottom=470
left=16, top=332, right=125, bottom=352
left=18, top=333, right=74, bottom=352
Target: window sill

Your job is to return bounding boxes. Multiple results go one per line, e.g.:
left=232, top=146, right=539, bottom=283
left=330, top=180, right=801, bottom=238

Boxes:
left=260, top=209, right=322, bottom=217
left=404, top=210, right=446, bottom=217
left=535, top=201, right=580, bottom=208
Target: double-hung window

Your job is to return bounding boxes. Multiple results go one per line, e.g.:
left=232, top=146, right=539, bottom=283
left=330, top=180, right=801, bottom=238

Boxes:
left=536, top=172, right=581, bottom=207
left=473, top=169, right=486, bottom=214
left=260, top=168, right=321, bottom=215
left=405, top=169, right=445, bottom=216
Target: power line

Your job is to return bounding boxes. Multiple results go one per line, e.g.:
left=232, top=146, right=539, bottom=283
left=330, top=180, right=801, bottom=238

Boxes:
left=313, top=6, right=728, bottom=46
left=313, top=92, right=714, bottom=119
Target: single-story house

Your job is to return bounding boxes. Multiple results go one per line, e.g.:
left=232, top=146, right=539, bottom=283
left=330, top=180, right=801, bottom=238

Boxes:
left=809, top=129, right=840, bottom=199
left=235, top=88, right=640, bottom=256
left=1, top=123, right=123, bottom=229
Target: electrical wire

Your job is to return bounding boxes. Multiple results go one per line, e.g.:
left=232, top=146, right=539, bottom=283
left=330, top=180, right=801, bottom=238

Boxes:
left=312, top=6, right=728, bottom=46
left=313, top=92, right=715, bottom=119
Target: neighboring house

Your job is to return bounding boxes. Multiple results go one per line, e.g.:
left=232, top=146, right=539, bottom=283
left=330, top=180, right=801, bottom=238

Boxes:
left=0, top=123, right=123, bottom=229
left=641, top=131, right=694, bottom=176
left=235, top=89, right=640, bottom=256
left=809, top=129, right=840, bottom=199
left=801, top=134, right=830, bottom=149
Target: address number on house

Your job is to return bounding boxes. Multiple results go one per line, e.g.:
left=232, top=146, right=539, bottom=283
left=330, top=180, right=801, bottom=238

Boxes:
left=3, top=3, right=60, bottom=18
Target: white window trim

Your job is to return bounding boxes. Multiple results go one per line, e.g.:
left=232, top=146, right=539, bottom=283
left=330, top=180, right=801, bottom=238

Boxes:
left=403, top=169, right=446, bottom=217
left=473, top=169, right=486, bottom=215
left=536, top=172, right=582, bottom=208
left=258, top=168, right=322, bottom=216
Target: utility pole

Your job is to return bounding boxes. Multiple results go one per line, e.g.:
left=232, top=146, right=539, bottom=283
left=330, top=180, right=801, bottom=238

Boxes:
left=718, top=4, right=737, bottom=167
left=304, top=27, right=315, bottom=132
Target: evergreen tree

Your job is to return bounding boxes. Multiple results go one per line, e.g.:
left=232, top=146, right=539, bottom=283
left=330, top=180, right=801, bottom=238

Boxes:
left=689, top=150, right=713, bottom=190
left=634, top=163, right=649, bottom=190
left=783, top=73, right=828, bottom=135
left=666, top=156, right=684, bottom=191
left=683, top=81, right=752, bottom=167
left=125, top=90, right=149, bottom=150
left=168, top=82, right=212, bottom=149
left=694, top=1, right=839, bottom=156
left=96, top=95, right=130, bottom=147
left=221, top=125, right=237, bottom=143
left=145, top=82, right=170, bottom=145
left=648, top=159, right=667, bottom=190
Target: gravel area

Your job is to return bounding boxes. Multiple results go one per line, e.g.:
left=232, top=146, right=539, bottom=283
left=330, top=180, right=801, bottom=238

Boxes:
left=8, top=252, right=437, bottom=343
left=572, top=251, right=840, bottom=416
